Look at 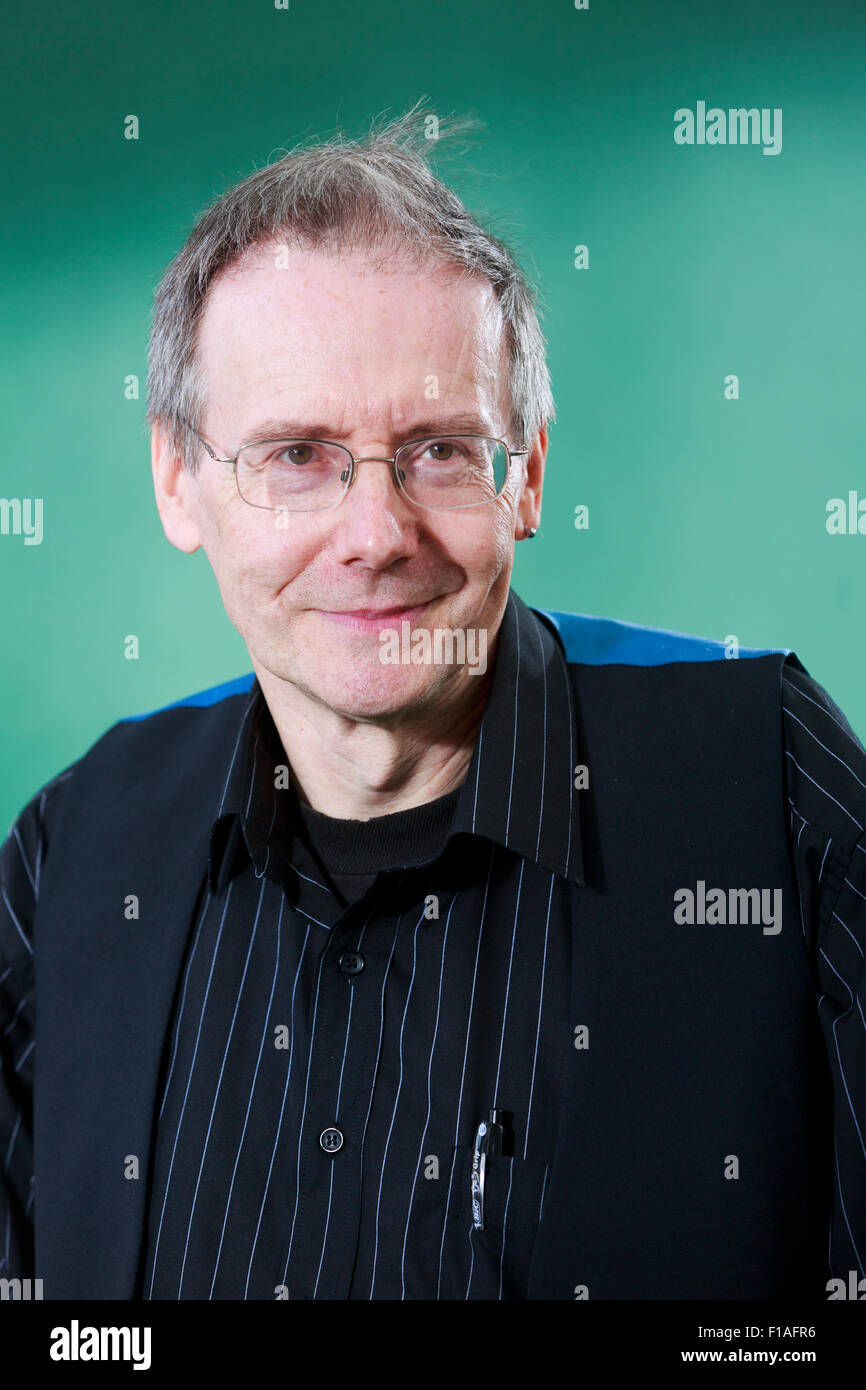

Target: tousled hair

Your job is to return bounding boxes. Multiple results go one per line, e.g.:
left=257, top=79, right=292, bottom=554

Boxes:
left=145, top=97, right=556, bottom=473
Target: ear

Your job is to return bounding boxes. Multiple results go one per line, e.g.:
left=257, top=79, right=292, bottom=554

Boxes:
left=515, top=422, right=547, bottom=539
left=151, top=421, right=202, bottom=554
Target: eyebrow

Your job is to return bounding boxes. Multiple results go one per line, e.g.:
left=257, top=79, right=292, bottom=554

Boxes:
left=237, top=413, right=500, bottom=444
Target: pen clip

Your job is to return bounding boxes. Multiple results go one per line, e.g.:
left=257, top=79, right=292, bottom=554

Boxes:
left=471, top=1109, right=509, bottom=1230
left=471, top=1120, right=488, bottom=1229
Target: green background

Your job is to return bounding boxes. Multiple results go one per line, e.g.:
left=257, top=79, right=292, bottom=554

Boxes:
left=2, top=0, right=865, bottom=829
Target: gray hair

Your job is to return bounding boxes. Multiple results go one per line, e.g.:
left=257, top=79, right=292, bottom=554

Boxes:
left=145, top=98, right=556, bottom=473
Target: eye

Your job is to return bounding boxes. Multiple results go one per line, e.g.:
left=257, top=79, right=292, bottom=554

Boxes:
left=278, top=443, right=315, bottom=466
left=426, top=440, right=459, bottom=461
left=403, top=439, right=473, bottom=468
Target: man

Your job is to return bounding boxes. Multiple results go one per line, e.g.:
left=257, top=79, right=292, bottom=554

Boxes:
left=1, top=106, right=864, bottom=1301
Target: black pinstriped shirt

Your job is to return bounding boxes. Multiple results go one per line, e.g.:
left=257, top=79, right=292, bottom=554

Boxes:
left=2, top=588, right=865, bottom=1299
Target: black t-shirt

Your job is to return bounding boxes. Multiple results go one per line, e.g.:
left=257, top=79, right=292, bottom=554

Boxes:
left=296, top=785, right=462, bottom=907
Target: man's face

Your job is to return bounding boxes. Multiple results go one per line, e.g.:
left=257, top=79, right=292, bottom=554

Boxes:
left=154, top=241, right=544, bottom=722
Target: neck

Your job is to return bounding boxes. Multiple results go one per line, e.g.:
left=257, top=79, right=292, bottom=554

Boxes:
left=253, top=641, right=498, bottom=821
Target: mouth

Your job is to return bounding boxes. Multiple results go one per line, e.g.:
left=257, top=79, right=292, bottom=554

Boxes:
left=317, top=601, right=433, bottom=632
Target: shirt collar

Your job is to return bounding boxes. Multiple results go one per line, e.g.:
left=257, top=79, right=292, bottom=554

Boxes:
left=208, top=586, right=585, bottom=893
left=447, top=587, right=584, bottom=884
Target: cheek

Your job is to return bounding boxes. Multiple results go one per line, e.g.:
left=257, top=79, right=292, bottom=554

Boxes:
left=484, top=499, right=520, bottom=564
left=426, top=503, right=515, bottom=579
left=198, top=494, right=312, bottom=609
left=224, top=538, right=312, bottom=613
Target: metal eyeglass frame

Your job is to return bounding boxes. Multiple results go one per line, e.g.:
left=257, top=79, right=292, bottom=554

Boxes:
left=188, top=426, right=530, bottom=513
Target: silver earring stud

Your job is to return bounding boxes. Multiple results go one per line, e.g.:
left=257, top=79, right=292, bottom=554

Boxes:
left=523, top=524, right=537, bottom=539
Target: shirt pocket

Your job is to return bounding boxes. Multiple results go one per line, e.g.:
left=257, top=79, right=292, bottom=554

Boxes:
left=438, top=1142, right=551, bottom=1300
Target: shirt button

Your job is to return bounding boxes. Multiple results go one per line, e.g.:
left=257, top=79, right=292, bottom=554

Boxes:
left=319, top=1126, right=344, bottom=1154
left=339, top=950, right=366, bottom=977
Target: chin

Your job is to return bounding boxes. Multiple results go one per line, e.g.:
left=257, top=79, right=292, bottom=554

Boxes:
left=306, top=667, right=444, bottom=722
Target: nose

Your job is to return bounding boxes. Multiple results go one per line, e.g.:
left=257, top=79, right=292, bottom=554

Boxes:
left=328, top=454, right=419, bottom=568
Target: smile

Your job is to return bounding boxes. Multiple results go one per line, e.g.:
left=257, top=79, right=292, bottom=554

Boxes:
left=317, top=601, right=433, bottom=631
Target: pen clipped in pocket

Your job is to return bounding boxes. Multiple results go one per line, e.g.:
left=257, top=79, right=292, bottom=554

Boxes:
left=450, top=1141, right=551, bottom=1298
left=458, top=1142, right=550, bottom=1235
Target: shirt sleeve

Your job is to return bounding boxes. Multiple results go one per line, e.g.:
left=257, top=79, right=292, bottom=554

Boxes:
left=781, top=654, right=866, bottom=1283
left=0, top=766, right=74, bottom=1279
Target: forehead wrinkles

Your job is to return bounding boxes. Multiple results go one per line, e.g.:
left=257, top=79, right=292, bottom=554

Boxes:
left=200, top=251, right=509, bottom=427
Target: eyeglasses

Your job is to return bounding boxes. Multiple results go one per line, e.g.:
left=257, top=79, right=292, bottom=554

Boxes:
left=188, top=428, right=530, bottom=513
